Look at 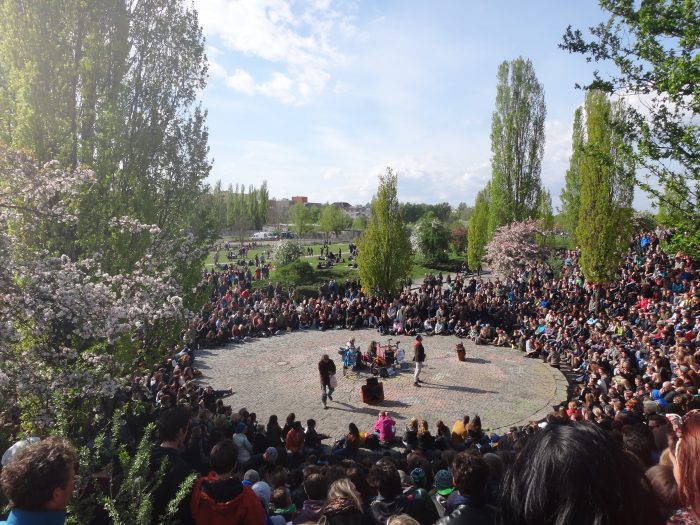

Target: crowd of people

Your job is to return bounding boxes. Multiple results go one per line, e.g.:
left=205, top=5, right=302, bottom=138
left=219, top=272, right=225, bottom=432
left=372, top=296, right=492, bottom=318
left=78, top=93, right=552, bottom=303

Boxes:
left=1, top=228, right=699, bottom=525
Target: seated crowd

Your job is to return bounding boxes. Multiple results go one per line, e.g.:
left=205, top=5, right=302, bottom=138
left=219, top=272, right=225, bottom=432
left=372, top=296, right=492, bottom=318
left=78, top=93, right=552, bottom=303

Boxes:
left=1, top=228, right=699, bottom=525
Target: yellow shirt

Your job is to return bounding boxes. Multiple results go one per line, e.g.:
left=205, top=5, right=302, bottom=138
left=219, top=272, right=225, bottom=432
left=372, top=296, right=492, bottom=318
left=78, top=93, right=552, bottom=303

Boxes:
left=451, top=420, right=467, bottom=446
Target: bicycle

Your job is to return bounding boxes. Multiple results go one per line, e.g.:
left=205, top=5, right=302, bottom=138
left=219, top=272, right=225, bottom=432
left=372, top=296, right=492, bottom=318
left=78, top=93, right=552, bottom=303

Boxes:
left=370, top=338, right=398, bottom=376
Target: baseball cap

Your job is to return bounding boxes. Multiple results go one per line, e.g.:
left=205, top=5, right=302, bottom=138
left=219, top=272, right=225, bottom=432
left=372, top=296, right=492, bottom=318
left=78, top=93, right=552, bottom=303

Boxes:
left=434, top=469, right=454, bottom=496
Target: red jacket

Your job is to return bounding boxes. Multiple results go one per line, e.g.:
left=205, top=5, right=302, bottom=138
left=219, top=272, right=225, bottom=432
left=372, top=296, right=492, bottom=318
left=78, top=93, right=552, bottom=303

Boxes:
left=285, top=428, right=305, bottom=454
left=190, top=473, right=266, bottom=525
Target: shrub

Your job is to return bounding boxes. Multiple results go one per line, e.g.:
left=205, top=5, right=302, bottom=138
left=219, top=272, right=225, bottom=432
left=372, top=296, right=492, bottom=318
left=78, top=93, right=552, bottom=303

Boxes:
left=276, top=260, right=315, bottom=285
left=273, top=239, right=304, bottom=265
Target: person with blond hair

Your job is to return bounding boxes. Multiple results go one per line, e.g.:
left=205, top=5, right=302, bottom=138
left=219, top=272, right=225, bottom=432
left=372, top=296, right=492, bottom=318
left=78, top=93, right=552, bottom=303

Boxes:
left=318, top=478, right=365, bottom=525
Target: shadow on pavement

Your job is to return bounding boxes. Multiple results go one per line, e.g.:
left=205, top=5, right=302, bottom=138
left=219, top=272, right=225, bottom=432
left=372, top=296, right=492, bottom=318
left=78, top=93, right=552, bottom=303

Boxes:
left=420, top=383, right=498, bottom=394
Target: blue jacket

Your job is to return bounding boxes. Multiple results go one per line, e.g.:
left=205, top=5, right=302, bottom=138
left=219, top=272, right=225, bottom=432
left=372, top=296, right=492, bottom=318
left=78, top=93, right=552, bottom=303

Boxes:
left=0, top=509, right=66, bottom=525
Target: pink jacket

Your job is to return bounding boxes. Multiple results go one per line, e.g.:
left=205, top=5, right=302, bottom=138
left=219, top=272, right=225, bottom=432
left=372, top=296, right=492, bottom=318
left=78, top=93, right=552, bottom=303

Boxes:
left=373, top=415, right=396, bottom=442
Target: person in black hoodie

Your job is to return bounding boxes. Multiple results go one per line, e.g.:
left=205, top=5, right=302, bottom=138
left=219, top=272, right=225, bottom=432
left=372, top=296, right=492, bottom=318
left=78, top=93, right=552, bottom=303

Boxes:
left=150, top=406, right=195, bottom=525
left=436, top=452, right=495, bottom=525
left=368, top=462, right=438, bottom=525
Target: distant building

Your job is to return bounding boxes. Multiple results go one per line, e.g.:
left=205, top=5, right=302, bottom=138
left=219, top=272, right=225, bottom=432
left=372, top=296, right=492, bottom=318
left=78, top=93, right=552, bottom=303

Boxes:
left=346, top=203, right=370, bottom=219
left=291, top=196, right=308, bottom=204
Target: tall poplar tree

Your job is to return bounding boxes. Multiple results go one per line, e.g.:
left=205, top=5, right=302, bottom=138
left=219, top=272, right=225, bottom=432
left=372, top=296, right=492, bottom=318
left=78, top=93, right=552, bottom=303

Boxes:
left=357, top=168, right=412, bottom=298
left=488, top=57, right=546, bottom=234
left=0, top=0, right=211, bottom=272
left=467, top=183, right=491, bottom=271
left=562, top=0, right=700, bottom=256
left=560, top=107, right=584, bottom=240
left=577, top=90, right=635, bottom=283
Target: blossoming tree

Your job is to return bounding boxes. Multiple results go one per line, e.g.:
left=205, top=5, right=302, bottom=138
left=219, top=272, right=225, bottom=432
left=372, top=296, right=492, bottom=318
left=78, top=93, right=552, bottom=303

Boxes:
left=484, top=219, right=551, bottom=276
left=0, top=147, right=189, bottom=432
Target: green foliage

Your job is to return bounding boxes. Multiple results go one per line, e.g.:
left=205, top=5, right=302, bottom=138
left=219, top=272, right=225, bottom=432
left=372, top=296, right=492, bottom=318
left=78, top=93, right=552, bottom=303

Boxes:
left=400, top=202, right=452, bottom=224
left=489, top=57, right=546, bottom=234
left=561, top=0, right=700, bottom=257
left=450, top=202, right=474, bottom=223
left=357, top=168, right=413, bottom=298
left=467, top=183, right=491, bottom=270
left=560, top=107, right=584, bottom=241
left=632, top=210, right=658, bottom=233
left=66, top=412, right=196, bottom=525
left=212, top=181, right=270, bottom=237
left=276, top=259, right=315, bottom=286
left=576, top=90, right=635, bottom=283
left=657, top=182, right=700, bottom=256
left=0, top=0, right=212, bottom=282
left=536, top=189, right=555, bottom=246
left=450, top=224, right=468, bottom=255
left=352, top=216, right=367, bottom=231
left=411, top=215, right=451, bottom=264
left=319, top=204, right=350, bottom=237
left=273, top=239, right=304, bottom=266
left=290, top=203, right=313, bottom=236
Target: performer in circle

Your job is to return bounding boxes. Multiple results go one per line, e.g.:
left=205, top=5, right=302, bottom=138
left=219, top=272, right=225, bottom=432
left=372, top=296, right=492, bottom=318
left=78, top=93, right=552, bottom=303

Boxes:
left=318, top=353, right=337, bottom=409
left=412, top=334, right=426, bottom=387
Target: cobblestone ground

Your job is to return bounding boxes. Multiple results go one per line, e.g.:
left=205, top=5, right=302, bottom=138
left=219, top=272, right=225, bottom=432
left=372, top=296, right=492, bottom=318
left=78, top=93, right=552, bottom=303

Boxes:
left=198, top=328, right=568, bottom=438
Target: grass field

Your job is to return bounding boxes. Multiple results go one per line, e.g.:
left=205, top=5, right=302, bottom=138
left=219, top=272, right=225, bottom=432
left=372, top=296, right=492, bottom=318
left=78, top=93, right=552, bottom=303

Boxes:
left=203, top=236, right=466, bottom=295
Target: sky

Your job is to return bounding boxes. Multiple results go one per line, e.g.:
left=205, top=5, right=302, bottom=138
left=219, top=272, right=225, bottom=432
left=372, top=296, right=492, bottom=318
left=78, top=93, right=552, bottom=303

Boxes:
left=193, top=0, right=650, bottom=209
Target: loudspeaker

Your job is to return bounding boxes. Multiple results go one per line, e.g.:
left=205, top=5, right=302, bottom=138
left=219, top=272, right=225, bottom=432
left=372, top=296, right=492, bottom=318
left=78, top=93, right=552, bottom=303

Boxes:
left=361, top=382, right=385, bottom=404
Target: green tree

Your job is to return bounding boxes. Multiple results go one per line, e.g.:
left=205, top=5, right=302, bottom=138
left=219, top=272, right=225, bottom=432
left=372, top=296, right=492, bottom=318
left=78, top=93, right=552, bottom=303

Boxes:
left=450, top=224, right=468, bottom=255
left=0, top=0, right=211, bottom=274
left=488, top=57, right=547, bottom=234
left=291, top=203, right=312, bottom=237
left=319, top=204, right=350, bottom=238
left=560, top=107, right=584, bottom=240
left=357, top=168, right=412, bottom=298
left=467, top=183, right=491, bottom=271
left=412, top=215, right=451, bottom=264
left=561, top=0, right=699, bottom=256
left=536, top=188, right=555, bottom=247
left=229, top=185, right=252, bottom=240
left=451, top=202, right=474, bottom=223
left=400, top=203, right=426, bottom=223
left=352, top=216, right=367, bottom=231
left=576, top=90, right=635, bottom=283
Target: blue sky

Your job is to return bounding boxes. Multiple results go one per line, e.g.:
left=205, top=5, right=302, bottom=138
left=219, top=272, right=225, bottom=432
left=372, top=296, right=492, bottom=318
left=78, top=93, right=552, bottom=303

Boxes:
left=194, top=0, right=647, bottom=209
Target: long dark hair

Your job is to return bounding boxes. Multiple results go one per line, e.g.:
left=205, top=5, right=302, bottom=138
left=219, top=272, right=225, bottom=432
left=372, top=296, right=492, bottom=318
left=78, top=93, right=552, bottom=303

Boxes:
left=498, top=422, right=664, bottom=525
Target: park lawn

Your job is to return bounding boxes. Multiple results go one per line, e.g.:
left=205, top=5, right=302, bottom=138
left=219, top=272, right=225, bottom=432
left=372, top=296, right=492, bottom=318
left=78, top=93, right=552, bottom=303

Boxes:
left=410, top=251, right=466, bottom=280
left=203, top=239, right=355, bottom=268
left=203, top=238, right=465, bottom=296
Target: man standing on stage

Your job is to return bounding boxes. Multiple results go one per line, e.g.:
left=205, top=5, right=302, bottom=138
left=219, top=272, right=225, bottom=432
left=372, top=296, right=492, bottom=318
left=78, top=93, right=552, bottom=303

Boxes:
left=318, top=353, right=336, bottom=409
left=412, top=334, right=425, bottom=387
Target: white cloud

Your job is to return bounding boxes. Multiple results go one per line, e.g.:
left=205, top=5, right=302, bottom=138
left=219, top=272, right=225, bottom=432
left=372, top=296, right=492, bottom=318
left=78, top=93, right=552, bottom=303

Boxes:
left=259, top=72, right=296, bottom=104
left=226, top=69, right=256, bottom=95
left=194, top=0, right=352, bottom=104
left=544, top=118, right=573, bottom=165
left=208, top=57, right=228, bottom=80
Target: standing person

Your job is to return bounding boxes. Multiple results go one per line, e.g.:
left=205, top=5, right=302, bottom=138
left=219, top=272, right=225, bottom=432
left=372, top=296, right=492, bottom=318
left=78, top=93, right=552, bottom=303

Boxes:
left=150, top=406, right=195, bottom=525
left=0, top=437, right=76, bottom=525
left=413, top=335, right=426, bottom=387
left=318, top=354, right=337, bottom=409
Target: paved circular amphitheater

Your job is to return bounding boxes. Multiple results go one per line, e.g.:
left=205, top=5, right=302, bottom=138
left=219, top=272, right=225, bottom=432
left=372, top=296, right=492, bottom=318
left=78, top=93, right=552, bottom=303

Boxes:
left=198, top=329, right=568, bottom=437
